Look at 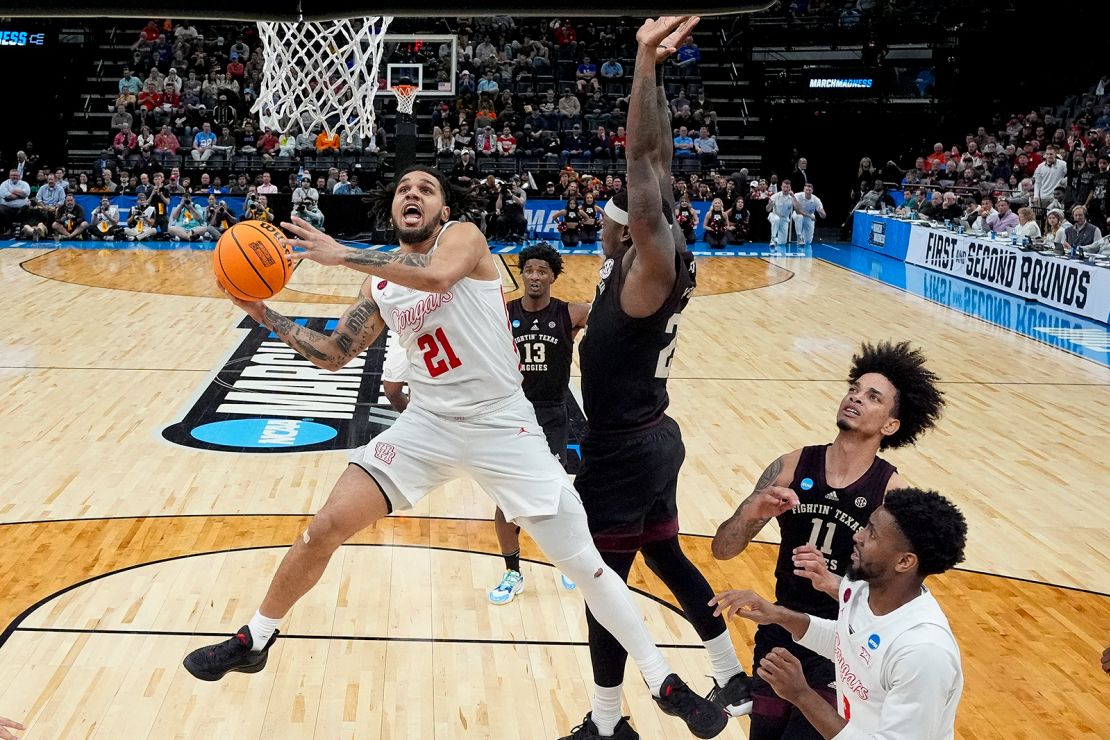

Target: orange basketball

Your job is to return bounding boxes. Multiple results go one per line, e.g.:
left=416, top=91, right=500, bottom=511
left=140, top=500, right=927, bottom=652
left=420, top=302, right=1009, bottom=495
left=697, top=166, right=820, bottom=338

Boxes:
left=213, top=220, right=292, bottom=301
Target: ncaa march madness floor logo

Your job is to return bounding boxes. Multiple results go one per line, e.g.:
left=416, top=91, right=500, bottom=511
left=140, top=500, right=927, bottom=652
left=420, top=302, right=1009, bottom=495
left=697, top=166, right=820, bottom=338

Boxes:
left=163, top=315, right=588, bottom=470
left=163, top=316, right=397, bottom=453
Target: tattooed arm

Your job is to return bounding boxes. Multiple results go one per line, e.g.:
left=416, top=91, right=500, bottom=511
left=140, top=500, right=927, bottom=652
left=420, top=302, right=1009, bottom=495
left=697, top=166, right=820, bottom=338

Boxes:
left=230, top=279, right=385, bottom=372
left=712, top=449, right=802, bottom=560
left=282, top=216, right=492, bottom=293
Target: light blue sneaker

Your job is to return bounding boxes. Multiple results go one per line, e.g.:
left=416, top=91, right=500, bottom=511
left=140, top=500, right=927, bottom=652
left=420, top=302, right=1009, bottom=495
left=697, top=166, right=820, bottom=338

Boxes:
left=488, top=570, right=524, bottom=605
left=560, top=574, right=577, bottom=591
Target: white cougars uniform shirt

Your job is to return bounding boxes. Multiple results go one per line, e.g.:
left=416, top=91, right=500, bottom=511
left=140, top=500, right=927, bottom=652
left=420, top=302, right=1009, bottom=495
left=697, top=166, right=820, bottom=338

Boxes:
left=796, top=579, right=963, bottom=740
left=349, top=222, right=569, bottom=521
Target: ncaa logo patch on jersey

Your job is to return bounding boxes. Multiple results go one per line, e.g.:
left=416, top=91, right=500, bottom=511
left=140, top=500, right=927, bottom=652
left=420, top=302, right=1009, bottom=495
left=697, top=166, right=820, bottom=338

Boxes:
left=867, top=634, right=881, bottom=650
left=800, top=477, right=814, bottom=491
left=512, top=319, right=520, bottom=328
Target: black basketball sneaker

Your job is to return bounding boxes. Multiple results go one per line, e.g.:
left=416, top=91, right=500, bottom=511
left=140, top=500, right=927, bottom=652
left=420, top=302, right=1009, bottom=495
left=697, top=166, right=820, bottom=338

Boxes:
left=183, top=625, right=279, bottom=681
left=706, top=671, right=754, bottom=717
left=559, top=713, right=639, bottom=740
left=653, top=674, right=730, bottom=738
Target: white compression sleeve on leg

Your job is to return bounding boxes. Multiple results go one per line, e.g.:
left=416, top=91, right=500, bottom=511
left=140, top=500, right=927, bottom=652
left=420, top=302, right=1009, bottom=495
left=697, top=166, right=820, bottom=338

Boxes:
left=517, top=487, right=672, bottom=695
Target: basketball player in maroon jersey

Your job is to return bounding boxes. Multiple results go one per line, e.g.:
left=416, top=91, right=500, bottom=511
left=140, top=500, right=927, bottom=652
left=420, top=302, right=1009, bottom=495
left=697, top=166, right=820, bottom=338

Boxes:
left=712, top=341, right=945, bottom=740
left=561, top=16, right=744, bottom=740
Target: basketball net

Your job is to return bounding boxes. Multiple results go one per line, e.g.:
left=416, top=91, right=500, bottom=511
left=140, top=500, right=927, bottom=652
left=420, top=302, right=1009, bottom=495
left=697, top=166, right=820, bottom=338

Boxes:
left=252, top=16, right=393, bottom=140
left=392, top=84, right=418, bottom=117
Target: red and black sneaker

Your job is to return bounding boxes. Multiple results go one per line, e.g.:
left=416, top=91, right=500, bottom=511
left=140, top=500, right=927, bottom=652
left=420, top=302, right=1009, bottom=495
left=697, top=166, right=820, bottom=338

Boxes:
left=183, top=625, right=279, bottom=682
left=652, top=673, right=730, bottom=738
left=558, top=713, right=639, bottom=740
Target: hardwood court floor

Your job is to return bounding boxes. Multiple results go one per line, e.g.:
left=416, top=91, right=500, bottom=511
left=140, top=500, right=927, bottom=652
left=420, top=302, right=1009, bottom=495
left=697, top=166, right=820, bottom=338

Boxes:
left=0, top=247, right=1108, bottom=738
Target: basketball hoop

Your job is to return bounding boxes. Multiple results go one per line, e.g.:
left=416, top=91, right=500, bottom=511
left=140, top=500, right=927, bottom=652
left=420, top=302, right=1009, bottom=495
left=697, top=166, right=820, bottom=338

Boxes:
left=392, top=84, right=418, bottom=116
left=252, top=16, right=393, bottom=139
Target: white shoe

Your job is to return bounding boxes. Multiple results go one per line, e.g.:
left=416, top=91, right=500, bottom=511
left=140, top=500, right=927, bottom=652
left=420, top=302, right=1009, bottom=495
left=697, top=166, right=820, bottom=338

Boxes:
left=488, top=570, right=524, bottom=605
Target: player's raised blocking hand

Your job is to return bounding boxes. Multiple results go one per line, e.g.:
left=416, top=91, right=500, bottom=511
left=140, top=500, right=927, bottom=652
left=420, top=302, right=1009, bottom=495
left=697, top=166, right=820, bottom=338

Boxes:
left=746, top=486, right=801, bottom=520
left=635, top=16, right=700, bottom=63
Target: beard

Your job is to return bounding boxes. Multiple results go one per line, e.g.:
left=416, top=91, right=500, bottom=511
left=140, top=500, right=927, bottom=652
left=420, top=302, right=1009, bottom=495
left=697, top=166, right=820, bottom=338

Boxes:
left=836, top=418, right=852, bottom=432
left=395, top=218, right=440, bottom=244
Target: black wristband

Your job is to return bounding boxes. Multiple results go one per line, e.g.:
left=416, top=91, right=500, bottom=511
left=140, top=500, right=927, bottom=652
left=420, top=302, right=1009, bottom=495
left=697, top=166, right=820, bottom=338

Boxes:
left=655, top=65, right=664, bottom=87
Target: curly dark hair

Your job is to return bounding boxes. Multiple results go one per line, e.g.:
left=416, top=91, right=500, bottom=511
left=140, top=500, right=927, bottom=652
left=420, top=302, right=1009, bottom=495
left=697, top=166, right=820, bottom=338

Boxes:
left=365, top=165, right=480, bottom=228
left=848, top=341, right=944, bottom=450
left=518, top=242, right=563, bottom=278
left=884, top=487, right=967, bottom=576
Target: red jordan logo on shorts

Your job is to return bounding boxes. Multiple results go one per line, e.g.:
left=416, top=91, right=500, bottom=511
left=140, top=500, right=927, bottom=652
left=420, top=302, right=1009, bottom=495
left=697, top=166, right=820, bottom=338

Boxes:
left=517, top=427, right=528, bottom=436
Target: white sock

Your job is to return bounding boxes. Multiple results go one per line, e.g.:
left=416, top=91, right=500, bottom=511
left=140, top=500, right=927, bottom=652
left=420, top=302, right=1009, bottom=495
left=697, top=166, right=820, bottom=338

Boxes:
left=247, top=610, right=282, bottom=652
left=703, top=630, right=744, bottom=686
left=591, top=683, right=624, bottom=736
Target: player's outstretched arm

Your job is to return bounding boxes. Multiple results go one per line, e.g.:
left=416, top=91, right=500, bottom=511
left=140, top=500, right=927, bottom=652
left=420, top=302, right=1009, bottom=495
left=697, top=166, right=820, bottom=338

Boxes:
left=282, top=216, right=489, bottom=294
left=569, top=301, right=592, bottom=340
left=223, top=280, right=384, bottom=372
left=625, top=17, right=698, bottom=296
left=712, top=450, right=801, bottom=560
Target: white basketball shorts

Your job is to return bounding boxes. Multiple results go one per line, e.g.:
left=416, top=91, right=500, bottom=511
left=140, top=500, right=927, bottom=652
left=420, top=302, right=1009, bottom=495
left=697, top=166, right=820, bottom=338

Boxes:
left=349, top=390, right=569, bottom=521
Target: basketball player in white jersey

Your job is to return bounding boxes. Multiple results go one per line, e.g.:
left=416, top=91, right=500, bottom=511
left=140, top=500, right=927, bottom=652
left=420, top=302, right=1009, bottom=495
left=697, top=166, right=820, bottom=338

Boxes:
left=711, top=488, right=967, bottom=739
left=183, top=165, right=725, bottom=736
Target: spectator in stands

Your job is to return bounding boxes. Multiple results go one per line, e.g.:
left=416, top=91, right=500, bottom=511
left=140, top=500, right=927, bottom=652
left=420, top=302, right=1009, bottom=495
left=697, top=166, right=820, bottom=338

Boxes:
left=925, top=142, right=946, bottom=172
left=118, top=68, right=142, bottom=108
left=187, top=123, right=216, bottom=164
left=331, top=171, right=353, bottom=195
left=589, top=126, right=613, bottom=161
left=987, top=198, right=1019, bottom=233
left=434, top=124, right=456, bottom=154
left=257, top=127, right=278, bottom=159
left=478, top=71, right=500, bottom=96
left=277, top=131, right=296, bottom=158
left=450, top=150, right=478, bottom=187
left=972, top=196, right=997, bottom=231
left=111, top=105, right=133, bottom=132
left=918, top=190, right=943, bottom=220
left=610, top=125, right=627, bottom=159
left=694, top=126, right=718, bottom=165
left=496, top=126, right=518, bottom=158
left=600, top=54, right=623, bottom=78
left=113, top=124, right=138, bottom=160
left=292, top=176, right=325, bottom=229
left=52, top=194, right=88, bottom=240
left=673, top=126, right=695, bottom=158
left=227, top=54, right=245, bottom=82
left=89, top=196, right=122, bottom=240
left=102, top=168, right=120, bottom=194
left=1044, top=209, right=1068, bottom=245
left=315, top=128, right=340, bottom=154
left=673, top=35, right=700, bottom=75
left=553, top=19, right=577, bottom=56
left=475, top=126, right=497, bottom=158
left=163, top=67, right=183, bottom=94
left=519, top=124, right=545, bottom=158
left=453, top=123, right=474, bottom=153
left=457, top=69, right=476, bottom=95
left=1015, top=207, right=1041, bottom=241
left=135, top=125, right=155, bottom=155
left=1033, top=145, right=1068, bottom=210
left=212, top=95, right=237, bottom=130
left=791, top=157, right=811, bottom=189
left=35, top=173, right=65, bottom=211
left=238, top=121, right=259, bottom=154
left=1063, top=205, right=1102, bottom=252
left=131, top=20, right=159, bottom=51
left=561, top=124, right=590, bottom=163
left=576, top=55, right=600, bottom=93
left=256, top=172, right=278, bottom=195
left=558, top=88, right=581, bottom=125
left=154, top=124, right=180, bottom=161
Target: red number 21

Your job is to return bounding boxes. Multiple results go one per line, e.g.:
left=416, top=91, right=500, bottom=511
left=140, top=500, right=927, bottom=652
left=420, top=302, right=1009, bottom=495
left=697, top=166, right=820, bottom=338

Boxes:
left=417, top=327, right=462, bottom=378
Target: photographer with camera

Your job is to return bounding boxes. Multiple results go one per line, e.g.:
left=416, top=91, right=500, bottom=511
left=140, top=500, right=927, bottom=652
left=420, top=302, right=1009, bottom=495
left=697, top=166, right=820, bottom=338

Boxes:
left=89, top=196, right=123, bottom=240
left=124, top=193, right=158, bottom=241
left=243, top=191, right=274, bottom=223
left=493, top=174, right=528, bottom=241
left=291, top=175, right=325, bottom=229
left=167, top=192, right=208, bottom=242
left=203, top=194, right=239, bottom=239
